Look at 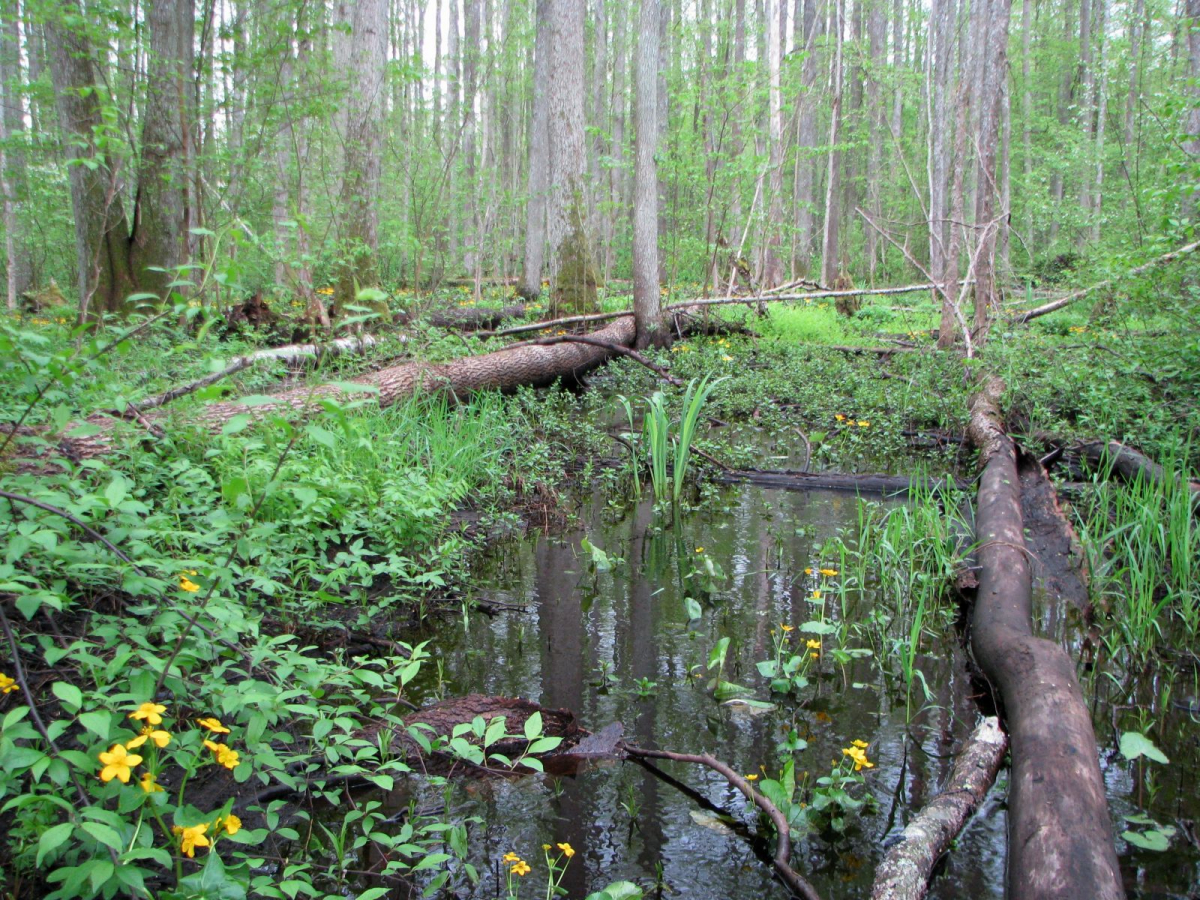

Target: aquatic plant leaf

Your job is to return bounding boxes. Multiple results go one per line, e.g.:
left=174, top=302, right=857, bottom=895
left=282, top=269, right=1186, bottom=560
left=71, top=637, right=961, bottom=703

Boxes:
left=688, top=810, right=736, bottom=835
left=713, top=680, right=753, bottom=700
left=1121, top=829, right=1171, bottom=851
left=1118, top=731, right=1169, bottom=764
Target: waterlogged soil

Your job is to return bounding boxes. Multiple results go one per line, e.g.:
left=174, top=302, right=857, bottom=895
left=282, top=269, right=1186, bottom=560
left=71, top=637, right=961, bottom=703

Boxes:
left=386, top=481, right=1199, bottom=899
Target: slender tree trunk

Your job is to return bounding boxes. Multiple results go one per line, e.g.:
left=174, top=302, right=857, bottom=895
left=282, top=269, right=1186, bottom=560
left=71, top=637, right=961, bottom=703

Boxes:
left=928, top=0, right=955, bottom=288
left=608, top=0, right=627, bottom=267
left=519, top=0, right=551, bottom=298
left=972, top=0, right=1013, bottom=343
left=1078, top=0, right=1094, bottom=229
left=1022, top=0, right=1033, bottom=249
left=865, top=0, right=885, bottom=283
left=762, top=0, right=785, bottom=286
left=0, top=3, right=31, bottom=306
left=655, top=0, right=669, bottom=280
left=1049, top=0, right=1075, bottom=243
left=1187, top=0, right=1200, bottom=222
left=462, top=0, right=480, bottom=278
left=793, top=0, right=821, bottom=270
left=1123, top=0, right=1143, bottom=154
left=820, top=0, right=843, bottom=287
left=1090, top=0, right=1108, bottom=243
left=633, top=0, right=665, bottom=348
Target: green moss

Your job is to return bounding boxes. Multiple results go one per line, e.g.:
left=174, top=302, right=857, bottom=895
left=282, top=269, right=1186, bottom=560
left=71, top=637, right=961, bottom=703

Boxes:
left=551, top=194, right=600, bottom=316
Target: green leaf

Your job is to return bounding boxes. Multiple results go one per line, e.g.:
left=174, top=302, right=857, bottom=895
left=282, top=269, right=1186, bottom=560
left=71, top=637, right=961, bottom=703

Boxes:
left=1118, top=731, right=1169, bottom=765
left=1121, top=829, right=1171, bottom=851
left=523, top=711, right=543, bottom=741
left=223, top=414, right=252, bottom=435
left=176, top=851, right=249, bottom=900
left=412, top=853, right=452, bottom=871
left=685, top=597, right=702, bottom=620
left=78, top=710, right=112, bottom=740
left=51, top=681, right=83, bottom=713
left=583, top=884, right=643, bottom=900
left=81, top=821, right=123, bottom=852
left=37, top=822, right=74, bottom=867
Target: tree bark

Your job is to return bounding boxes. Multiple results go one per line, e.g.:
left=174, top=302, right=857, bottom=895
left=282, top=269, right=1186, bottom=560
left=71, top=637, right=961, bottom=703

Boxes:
left=633, top=0, right=666, bottom=348
left=519, top=0, right=552, bottom=299
left=130, top=0, right=195, bottom=301
left=1090, top=0, right=1108, bottom=244
left=928, top=0, right=955, bottom=299
left=966, top=377, right=1124, bottom=900
left=794, top=0, right=822, bottom=270
left=0, top=3, right=32, bottom=306
left=1184, top=0, right=1199, bottom=222
left=819, top=0, right=843, bottom=287
left=333, top=0, right=388, bottom=316
left=762, top=0, right=785, bottom=287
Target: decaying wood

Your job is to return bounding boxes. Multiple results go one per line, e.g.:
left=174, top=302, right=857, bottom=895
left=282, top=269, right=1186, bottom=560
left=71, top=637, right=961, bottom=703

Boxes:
left=422, top=303, right=526, bottom=330
left=623, top=744, right=823, bottom=900
left=120, top=334, right=383, bottom=414
left=1018, top=454, right=1091, bottom=614
left=1076, top=439, right=1200, bottom=498
left=1014, top=237, right=1200, bottom=323
left=966, top=376, right=1124, bottom=900
left=51, top=318, right=637, bottom=459
left=871, top=717, right=1007, bottom=900
left=714, top=469, right=968, bottom=496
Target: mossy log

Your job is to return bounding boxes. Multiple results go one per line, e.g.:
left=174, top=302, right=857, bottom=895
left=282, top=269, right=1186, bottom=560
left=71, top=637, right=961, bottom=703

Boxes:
left=966, top=376, right=1124, bottom=900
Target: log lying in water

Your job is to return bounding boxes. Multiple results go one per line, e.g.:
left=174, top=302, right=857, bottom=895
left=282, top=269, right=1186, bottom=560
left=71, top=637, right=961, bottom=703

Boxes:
left=966, top=377, right=1123, bottom=900
left=53, top=317, right=637, bottom=459
left=871, top=717, right=1007, bottom=900
left=713, top=469, right=969, bottom=497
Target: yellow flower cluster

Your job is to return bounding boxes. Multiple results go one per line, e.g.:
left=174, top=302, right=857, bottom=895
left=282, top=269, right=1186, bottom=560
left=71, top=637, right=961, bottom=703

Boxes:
left=834, top=414, right=871, bottom=427
left=317, top=286, right=335, bottom=296
left=842, top=740, right=874, bottom=772
left=179, top=569, right=199, bottom=592
left=1068, top=325, right=1088, bottom=333
left=169, top=815, right=241, bottom=858
left=503, top=851, right=531, bottom=876
left=0, top=672, right=18, bottom=694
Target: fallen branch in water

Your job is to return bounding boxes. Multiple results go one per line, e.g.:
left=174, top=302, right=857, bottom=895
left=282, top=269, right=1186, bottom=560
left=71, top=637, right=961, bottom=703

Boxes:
left=871, top=717, right=1007, bottom=900
left=622, top=744, right=823, bottom=900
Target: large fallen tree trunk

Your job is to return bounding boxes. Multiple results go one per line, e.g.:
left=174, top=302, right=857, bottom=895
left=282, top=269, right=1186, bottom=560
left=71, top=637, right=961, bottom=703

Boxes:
left=967, top=377, right=1124, bottom=900
left=871, top=717, right=1007, bottom=900
left=54, top=318, right=637, bottom=459
left=1077, top=439, right=1200, bottom=498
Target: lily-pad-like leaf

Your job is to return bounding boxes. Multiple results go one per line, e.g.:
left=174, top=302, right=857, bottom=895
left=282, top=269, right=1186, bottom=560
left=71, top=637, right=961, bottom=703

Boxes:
left=1121, top=828, right=1173, bottom=852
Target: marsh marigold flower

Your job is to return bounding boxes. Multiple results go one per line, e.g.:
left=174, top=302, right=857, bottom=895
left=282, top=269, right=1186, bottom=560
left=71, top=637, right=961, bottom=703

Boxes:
left=806, top=639, right=821, bottom=650
left=127, top=725, right=171, bottom=749
left=197, top=717, right=230, bottom=734
left=174, top=823, right=210, bottom=858
left=0, top=673, right=17, bottom=694
left=503, top=852, right=521, bottom=863
left=510, top=860, right=531, bottom=877
left=842, top=745, right=874, bottom=772
left=819, top=568, right=838, bottom=577
left=780, top=623, right=794, bottom=632
left=129, top=702, right=166, bottom=725
left=218, top=814, right=242, bottom=836
left=98, top=744, right=142, bottom=783
left=139, top=772, right=164, bottom=793
left=556, top=842, right=575, bottom=859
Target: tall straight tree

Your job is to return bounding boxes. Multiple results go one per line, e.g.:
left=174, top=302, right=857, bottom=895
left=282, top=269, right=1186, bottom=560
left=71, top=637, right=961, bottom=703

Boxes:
left=820, top=0, right=844, bottom=287
left=333, top=0, right=388, bottom=316
left=972, top=0, right=1013, bottom=339
left=1187, top=0, right=1200, bottom=221
left=0, top=2, right=31, bottom=307
left=519, top=0, right=551, bottom=298
left=794, top=0, right=822, bottom=270
left=633, top=0, right=666, bottom=347
left=762, top=0, right=785, bottom=286
left=546, top=0, right=598, bottom=313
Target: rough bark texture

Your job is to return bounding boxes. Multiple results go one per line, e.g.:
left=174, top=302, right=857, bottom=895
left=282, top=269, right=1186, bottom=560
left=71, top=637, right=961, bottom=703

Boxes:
left=519, top=0, right=551, bottom=299
left=0, top=6, right=31, bottom=305
left=871, top=717, right=1007, bottom=900
left=819, top=0, right=843, bottom=287
left=1184, top=0, right=1200, bottom=222
left=1078, top=439, right=1200, bottom=497
left=131, top=0, right=195, bottom=300
left=966, top=376, right=1124, bottom=900
left=55, top=317, right=638, bottom=459
left=632, top=0, right=665, bottom=349
left=793, top=0, right=822, bottom=269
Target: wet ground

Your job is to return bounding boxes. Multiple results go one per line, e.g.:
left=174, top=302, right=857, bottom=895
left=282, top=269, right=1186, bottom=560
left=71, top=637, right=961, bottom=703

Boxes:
left=387, top=477, right=1198, bottom=899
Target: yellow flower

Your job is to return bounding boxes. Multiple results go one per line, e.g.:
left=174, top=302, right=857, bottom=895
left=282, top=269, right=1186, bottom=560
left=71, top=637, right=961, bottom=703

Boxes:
left=810, top=591, right=822, bottom=601
left=835, top=414, right=846, bottom=422
left=127, top=725, right=171, bottom=749
left=744, top=773, right=759, bottom=781
left=139, top=772, right=164, bottom=793
left=540, top=844, right=551, bottom=852
left=174, top=823, right=210, bottom=858
left=197, top=717, right=230, bottom=734
left=806, top=639, right=821, bottom=650
left=819, top=568, right=838, bottom=577
left=851, top=739, right=869, bottom=749
left=504, top=851, right=521, bottom=863
left=695, top=547, right=704, bottom=554
left=811, top=652, right=820, bottom=659
left=0, top=673, right=17, bottom=694
left=203, top=740, right=241, bottom=768
left=317, top=287, right=334, bottom=295
left=842, top=746, right=875, bottom=771
left=804, top=567, right=814, bottom=575
left=510, top=860, right=531, bottom=876
left=179, top=577, right=200, bottom=592
left=780, top=624, right=794, bottom=632
left=129, top=702, right=166, bottom=725
left=219, top=814, right=241, bottom=836
left=98, top=743, right=143, bottom=783
left=556, top=842, right=575, bottom=858
left=857, top=420, right=870, bottom=428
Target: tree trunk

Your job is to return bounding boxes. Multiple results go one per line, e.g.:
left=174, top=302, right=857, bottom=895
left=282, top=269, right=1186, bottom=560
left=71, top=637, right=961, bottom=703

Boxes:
left=130, top=0, right=195, bottom=301
left=762, top=0, right=785, bottom=287
left=633, top=0, right=666, bottom=348
left=461, top=0, right=481, bottom=279
left=865, top=0, right=885, bottom=283
left=1021, top=0, right=1033, bottom=250
left=928, top=0, right=955, bottom=290
left=1090, top=0, right=1108, bottom=244
left=820, top=0, right=843, bottom=287
left=0, top=4, right=31, bottom=306
left=1078, top=0, right=1094, bottom=228
left=546, top=0, right=598, bottom=315
left=44, top=0, right=136, bottom=319
left=793, top=0, right=822, bottom=271
left=519, top=0, right=551, bottom=299
left=1184, top=0, right=1200, bottom=222
left=971, top=0, right=1012, bottom=343
left=333, top=0, right=388, bottom=317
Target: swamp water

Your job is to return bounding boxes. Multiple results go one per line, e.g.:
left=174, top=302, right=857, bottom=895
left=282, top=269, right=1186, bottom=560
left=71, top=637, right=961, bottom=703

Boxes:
left=383, top=482, right=1198, bottom=899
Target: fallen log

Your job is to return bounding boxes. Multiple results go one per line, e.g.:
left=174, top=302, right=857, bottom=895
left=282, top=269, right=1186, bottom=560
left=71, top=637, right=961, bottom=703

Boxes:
left=713, top=469, right=969, bottom=497
left=52, top=318, right=637, bottom=459
left=1013, top=238, right=1200, bottom=323
left=422, top=304, right=527, bottom=330
left=871, top=716, right=1007, bottom=900
left=1076, top=439, right=1200, bottom=498
left=966, top=376, right=1124, bottom=900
